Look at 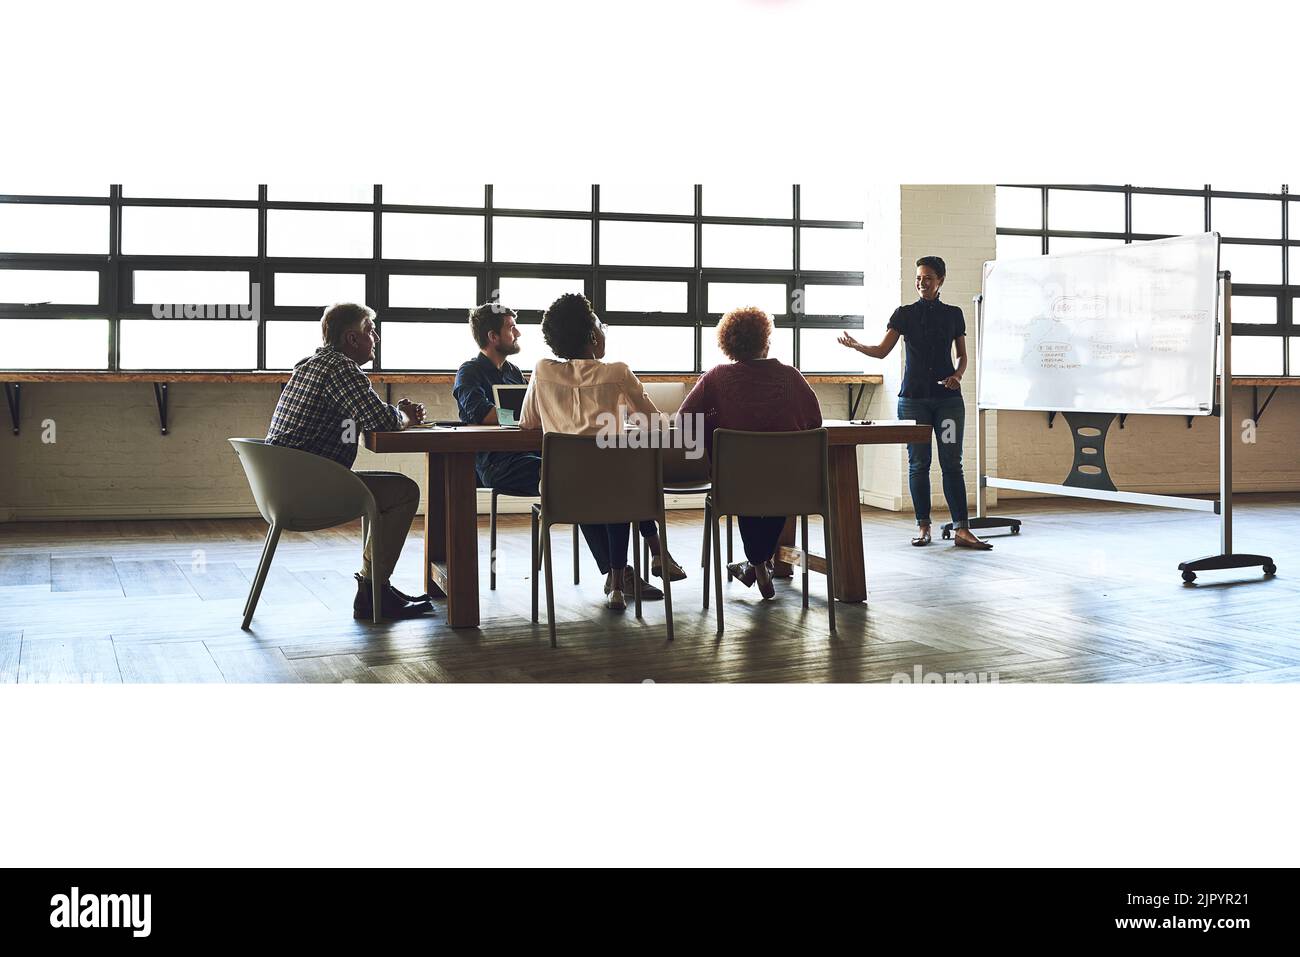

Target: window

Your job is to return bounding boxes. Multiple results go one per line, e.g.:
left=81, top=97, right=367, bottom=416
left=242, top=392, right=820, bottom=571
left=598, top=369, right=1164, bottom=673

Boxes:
left=0, top=269, right=99, bottom=305
left=267, top=210, right=372, bottom=258
left=997, top=183, right=1295, bottom=379
left=275, top=273, right=367, bottom=308
left=702, top=326, right=794, bottom=368
left=2, top=185, right=865, bottom=374
left=0, top=203, right=109, bottom=254
left=122, top=207, right=257, bottom=256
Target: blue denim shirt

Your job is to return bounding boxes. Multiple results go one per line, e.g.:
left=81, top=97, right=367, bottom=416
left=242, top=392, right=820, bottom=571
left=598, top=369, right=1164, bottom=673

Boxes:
left=888, top=296, right=966, bottom=399
left=452, top=352, right=525, bottom=482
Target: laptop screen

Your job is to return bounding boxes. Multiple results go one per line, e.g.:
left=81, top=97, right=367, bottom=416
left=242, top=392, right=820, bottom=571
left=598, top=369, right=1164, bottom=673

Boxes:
left=492, top=384, right=528, bottom=419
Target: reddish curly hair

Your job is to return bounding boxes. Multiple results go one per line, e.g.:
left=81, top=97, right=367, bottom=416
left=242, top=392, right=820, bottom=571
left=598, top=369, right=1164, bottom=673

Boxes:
left=716, top=306, right=772, bottom=361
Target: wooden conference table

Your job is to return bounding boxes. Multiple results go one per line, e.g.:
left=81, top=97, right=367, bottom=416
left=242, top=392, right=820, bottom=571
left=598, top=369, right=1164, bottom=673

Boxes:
left=365, top=420, right=931, bottom=628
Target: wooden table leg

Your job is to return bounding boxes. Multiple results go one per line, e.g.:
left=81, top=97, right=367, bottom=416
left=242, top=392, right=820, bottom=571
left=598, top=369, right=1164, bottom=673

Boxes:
left=442, top=452, right=480, bottom=628
left=424, top=452, right=446, bottom=599
left=772, top=517, right=797, bottom=578
left=828, top=445, right=867, bottom=603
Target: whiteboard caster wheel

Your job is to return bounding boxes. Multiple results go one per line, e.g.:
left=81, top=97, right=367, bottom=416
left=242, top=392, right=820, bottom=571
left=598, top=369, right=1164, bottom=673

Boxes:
left=1264, top=563, right=1277, bottom=576
left=1181, top=570, right=1197, bottom=584
left=1011, top=526, right=1020, bottom=535
left=942, top=529, right=952, bottom=540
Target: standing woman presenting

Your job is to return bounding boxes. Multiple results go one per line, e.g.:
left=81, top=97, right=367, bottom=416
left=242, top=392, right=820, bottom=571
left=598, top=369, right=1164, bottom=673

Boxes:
left=837, top=256, right=992, bottom=550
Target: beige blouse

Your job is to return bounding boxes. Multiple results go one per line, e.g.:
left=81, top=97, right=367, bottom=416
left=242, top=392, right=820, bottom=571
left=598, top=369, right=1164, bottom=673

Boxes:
left=519, top=359, right=660, bottom=435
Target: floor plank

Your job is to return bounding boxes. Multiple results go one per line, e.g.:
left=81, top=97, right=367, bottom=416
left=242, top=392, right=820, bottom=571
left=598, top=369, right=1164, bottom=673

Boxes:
left=0, top=554, right=51, bottom=587
left=18, top=638, right=122, bottom=683
left=50, top=557, right=123, bottom=595
left=115, top=641, right=225, bottom=683
left=0, top=634, right=21, bottom=684
left=114, top=559, right=196, bottom=598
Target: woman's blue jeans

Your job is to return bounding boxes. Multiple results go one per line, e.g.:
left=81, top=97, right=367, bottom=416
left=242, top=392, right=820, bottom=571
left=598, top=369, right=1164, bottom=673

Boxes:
left=898, top=394, right=969, bottom=529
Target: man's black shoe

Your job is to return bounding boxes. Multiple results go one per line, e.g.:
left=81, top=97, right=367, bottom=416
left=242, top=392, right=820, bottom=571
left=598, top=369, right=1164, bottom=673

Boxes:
left=388, top=584, right=434, bottom=604
left=353, top=574, right=435, bottom=621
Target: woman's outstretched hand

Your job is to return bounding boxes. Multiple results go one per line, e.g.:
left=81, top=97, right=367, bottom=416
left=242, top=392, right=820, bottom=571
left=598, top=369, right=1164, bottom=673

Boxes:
left=837, top=332, right=863, bottom=352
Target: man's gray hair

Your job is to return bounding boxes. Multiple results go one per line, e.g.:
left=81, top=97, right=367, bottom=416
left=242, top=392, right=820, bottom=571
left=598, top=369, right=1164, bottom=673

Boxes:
left=321, top=302, right=375, bottom=349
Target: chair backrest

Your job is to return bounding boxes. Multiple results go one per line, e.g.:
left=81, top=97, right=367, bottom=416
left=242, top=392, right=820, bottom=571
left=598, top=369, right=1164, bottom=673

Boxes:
left=229, top=438, right=376, bottom=531
left=710, top=428, right=829, bottom=517
left=540, top=433, right=663, bottom=526
left=643, top=382, right=687, bottom=415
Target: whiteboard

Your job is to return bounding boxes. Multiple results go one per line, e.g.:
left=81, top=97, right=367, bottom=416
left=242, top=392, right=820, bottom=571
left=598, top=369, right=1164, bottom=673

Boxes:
left=977, top=233, right=1220, bottom=416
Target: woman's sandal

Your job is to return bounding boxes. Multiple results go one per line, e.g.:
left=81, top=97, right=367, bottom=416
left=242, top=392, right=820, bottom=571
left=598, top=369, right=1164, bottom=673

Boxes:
left=911, top=530, right=932, bottom=547
left=954, top=533, right=993, bottom=550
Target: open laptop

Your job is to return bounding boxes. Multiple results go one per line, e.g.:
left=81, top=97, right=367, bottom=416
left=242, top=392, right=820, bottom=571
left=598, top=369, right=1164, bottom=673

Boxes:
left=491, top=384, right=529, bottom=427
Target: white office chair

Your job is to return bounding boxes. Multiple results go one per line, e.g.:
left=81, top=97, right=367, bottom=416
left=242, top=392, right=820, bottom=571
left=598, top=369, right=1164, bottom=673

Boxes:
left=229, top=438, right=382, bottom=628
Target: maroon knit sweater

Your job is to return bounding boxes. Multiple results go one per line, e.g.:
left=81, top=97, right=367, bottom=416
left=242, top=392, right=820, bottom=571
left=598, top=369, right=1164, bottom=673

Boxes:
left=679, top=359, right=823, bottom=457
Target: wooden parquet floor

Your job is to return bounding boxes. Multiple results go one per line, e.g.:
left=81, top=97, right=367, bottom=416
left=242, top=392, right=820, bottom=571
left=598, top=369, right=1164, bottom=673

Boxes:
left=1, top=496, right=1298, bottom=683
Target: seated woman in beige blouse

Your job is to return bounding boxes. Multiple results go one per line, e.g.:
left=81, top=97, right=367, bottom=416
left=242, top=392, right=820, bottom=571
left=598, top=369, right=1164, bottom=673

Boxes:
left=519, top=293, right=686, bottom=611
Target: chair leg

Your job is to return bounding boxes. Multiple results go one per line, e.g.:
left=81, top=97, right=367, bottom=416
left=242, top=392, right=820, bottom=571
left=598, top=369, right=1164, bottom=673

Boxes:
left=572, top=524, right=580, bottom=585
left=489, top=489, right=498, bottom=591
left=823, top=511, right=836, bottom=634
left=643, top=537, right=650, bottom=581
left=544, top=526, right=557, bottom=648
left=660, top=508, right=674, bottom=642
left=712, top=511, right=724, bottom=636
left=701, top=498, right=712, bottom=611
left=726, top=514, right=734, bottom=580
left=801, top=514, right=810, bottom=610
left=531, top=508, right=540, bottom=624
left=241, top=523, right=282, bottom=630
left=632, top=522, right=643, bottom=620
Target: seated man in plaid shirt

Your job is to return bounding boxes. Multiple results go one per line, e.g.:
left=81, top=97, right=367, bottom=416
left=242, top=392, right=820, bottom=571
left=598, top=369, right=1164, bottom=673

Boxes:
left=266, top=302, right=433, bottom=621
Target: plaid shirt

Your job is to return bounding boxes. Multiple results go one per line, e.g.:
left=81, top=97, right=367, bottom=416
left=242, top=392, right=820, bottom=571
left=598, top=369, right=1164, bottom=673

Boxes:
left=266, top=346, right=401, bottom=468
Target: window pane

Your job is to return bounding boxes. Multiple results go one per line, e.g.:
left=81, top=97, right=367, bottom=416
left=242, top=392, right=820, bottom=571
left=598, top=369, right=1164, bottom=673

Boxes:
left=1212, top=197, right=1281, bottom=239
left=265, top=321, right=323, bottom=369
left=702, top=184, right=791, bottom=219
left=505, top=321, right=544, bottom=370
left=0, top=181, right=108, bottom=197
left=707, top=281, right=788, bottom=316
left=275, top=272, right=367, bottom=308
left=123, top=183, right=257, bottom=200
left=134, top=271, right=248, bottom=307
left=1230, top=296, right=1277, bottom=325
left=372, top=322, right=467, bottom=370
left=122, top=206, right=256, bottom=256
left=268, top=185, right=373, bottom=203
left=382, top=184, right=485, bottom=207
left=599, top=220, right=693, bottom=267
left=800, top=227, right=864, bottom=271
left=702, top=326, right=793, bottom=368
left=1219, top=243, right=1282, bottom=284
left=0, top=203, right=109, bottom=254
left=599, top=184, right=694, bottom=215
left=0, top=319, right=108, bottom=368
left=493, top=217, right=590, bottom=264
left=0, top=269, right=98, bottom=305
left=1047, top=237, right=1125, bottom=256
left=1288, top=247, right=1300, bottom=284
left=1131, top=193, right=1205, bottom=235
left=493, top=185, right=590, bottom=211
left=496, top=276, right=585, bottom=311
left=119, top=320, right=256, bottom=369
left=1231, top=336, right=1283, bottom=375
left=996, top=233, right=1042, bottom=260
left=1290, top=336, right=1299, bottom=374
left=1047, top=189, right=1124, bottom=232
left=798, top=185, right=866, bottom=222
left=382, top=212, right=483, bottom=261
left=802, top=284, right=866, bottom=316
left=601, top=325, right=694, bottom=371
left=702, top=224, right=791, bottom=269
left=799, top=327, right=881, bottom=374
left=605, top=279, right=688, bottom=313
left=388, top=274, right=478, bottom=309
left=267, top=210, right=372, bottom=258
left=996, top=187, right=1042, bottom=230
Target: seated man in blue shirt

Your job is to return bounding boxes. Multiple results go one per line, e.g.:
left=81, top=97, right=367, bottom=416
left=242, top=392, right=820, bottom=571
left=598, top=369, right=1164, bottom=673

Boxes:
left=452, top=303, right=541, bottom=495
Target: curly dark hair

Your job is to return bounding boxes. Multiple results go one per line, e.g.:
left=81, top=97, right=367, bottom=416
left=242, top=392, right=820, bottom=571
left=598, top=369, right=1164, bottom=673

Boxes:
left=542, top=293, right=599, bottom=359
left=716, top=306, right=772, bottom=361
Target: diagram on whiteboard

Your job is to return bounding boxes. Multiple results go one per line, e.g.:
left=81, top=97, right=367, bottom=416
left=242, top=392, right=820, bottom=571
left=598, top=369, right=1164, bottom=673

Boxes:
left=978, top=233, right=1220, bottom=416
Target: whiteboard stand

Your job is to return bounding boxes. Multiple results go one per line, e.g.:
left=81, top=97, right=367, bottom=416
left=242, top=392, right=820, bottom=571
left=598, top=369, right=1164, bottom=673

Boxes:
left=1177, top=274, right=1277, bottom=583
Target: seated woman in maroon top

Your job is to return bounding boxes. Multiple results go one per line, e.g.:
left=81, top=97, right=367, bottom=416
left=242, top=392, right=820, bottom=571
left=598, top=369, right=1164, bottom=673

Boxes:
left=679, top=307, right=822, bottom=599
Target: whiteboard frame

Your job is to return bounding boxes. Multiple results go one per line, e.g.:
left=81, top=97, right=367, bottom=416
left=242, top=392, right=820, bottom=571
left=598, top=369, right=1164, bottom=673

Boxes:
left=975, top=233, right=1221, bottom=417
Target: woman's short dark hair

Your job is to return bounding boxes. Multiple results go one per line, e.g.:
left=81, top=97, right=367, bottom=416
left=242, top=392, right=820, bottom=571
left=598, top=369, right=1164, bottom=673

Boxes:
left=542, top=293, right=599, bottom=359
left=716, top=306, right=772, bottom=361
left=916, top=255, right=946, bottom=279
